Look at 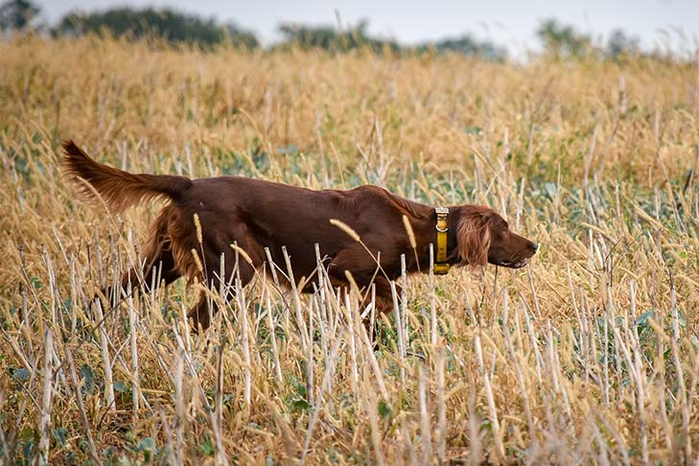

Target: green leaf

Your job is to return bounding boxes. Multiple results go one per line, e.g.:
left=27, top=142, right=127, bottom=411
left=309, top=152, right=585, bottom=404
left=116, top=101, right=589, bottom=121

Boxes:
left=690, top=335, right=699, bottom=350
left=677, top=309, right=687, bottom=329
left=199, top=435, right=215, bottom=456
left=30, top=276, right=42, bottom=290
left=12, top=367, right=29, bottom=382
left=463, top=125, right=481, bottom=135
left=137, top=437, right=155, bottom=462
left=292, top=398, right=310, bottom=412
left=113, top=380, right=127, bottom=393
left=52, top=427, right=67, bottom=447
left=636, top=311, right=654, bottom=329
left=22, top=438, right=35, bottom=460
left=378, top=399, right=392, bottom=419
left=80, top=364, right=95, bottom=394
left=137, top=437, right=154, bottom=451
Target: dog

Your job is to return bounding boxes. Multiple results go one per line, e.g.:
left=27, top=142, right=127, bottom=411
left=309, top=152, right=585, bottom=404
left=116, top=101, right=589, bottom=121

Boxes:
left=62, top=140, right=538, bottom=331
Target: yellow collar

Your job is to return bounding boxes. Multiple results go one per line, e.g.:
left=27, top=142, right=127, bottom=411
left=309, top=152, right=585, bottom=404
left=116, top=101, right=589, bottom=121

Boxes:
left=434, top=207, right=450, bottom=275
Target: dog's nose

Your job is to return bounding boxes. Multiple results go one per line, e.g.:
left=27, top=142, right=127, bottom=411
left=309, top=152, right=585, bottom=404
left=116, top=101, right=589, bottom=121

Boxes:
left=531, top=243, right=539, bottom=252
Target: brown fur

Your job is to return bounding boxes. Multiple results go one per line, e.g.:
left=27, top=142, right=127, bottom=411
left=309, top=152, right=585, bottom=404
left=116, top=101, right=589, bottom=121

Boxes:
left=62, top=140, right=538, bottom=331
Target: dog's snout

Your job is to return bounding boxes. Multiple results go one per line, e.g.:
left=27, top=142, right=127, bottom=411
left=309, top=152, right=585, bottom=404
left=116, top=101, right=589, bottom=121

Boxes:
left=531, top=242, right=539, bottom=253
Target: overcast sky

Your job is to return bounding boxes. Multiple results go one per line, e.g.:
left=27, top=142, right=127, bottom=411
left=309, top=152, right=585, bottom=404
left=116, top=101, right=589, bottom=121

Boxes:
left=39, top=0, right=698, bottom=54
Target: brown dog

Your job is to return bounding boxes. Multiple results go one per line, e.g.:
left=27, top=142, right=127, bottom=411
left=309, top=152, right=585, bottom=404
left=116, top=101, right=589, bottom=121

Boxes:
left=62, top=140, right=538, bottom=330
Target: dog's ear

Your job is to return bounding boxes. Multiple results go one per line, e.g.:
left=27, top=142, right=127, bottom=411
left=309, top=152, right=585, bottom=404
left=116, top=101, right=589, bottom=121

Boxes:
left=456, top=211, right=492, bottom=268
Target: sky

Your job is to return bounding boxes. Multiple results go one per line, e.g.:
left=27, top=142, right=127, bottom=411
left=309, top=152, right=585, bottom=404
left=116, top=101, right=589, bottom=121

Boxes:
left=38, top=0, right=698, bottom=55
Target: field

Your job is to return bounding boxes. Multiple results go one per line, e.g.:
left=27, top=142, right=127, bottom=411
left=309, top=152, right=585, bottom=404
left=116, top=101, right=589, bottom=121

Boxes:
left=1, top=36, right=698, bottom=464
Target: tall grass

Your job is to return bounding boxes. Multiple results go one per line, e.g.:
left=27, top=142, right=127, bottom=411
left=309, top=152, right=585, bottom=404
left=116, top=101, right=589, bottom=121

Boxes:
left=1, top=36, right=698, bottom=464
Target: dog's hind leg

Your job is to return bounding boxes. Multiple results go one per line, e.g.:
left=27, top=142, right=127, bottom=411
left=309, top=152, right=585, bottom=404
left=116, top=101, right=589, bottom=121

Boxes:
left=186, top=225, right=263, bottom=332
left=102, top=212, right=181, bottom=306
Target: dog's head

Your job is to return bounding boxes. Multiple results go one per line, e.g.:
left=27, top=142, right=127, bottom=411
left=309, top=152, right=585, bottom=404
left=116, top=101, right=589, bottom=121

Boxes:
left=456, top=206, right=538, bottom=269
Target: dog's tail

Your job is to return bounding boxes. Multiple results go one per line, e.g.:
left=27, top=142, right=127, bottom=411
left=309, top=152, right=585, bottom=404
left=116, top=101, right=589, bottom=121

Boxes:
left=61, top=140, right=193, bottom=213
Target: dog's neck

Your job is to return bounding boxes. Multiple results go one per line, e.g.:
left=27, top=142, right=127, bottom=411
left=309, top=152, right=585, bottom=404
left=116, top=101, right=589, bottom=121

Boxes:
left=403, top=205, right=463, bottom=273
left=443, top=206, right=462, bottom=264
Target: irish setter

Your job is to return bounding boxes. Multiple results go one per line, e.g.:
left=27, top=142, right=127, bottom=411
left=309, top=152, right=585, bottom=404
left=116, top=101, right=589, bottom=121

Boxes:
left=62, top=140, right=538, bottom=330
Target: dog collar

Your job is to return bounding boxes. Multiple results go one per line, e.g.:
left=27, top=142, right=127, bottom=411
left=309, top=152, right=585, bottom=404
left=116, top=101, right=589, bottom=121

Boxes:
left=434, top=207, right=450, bottom=275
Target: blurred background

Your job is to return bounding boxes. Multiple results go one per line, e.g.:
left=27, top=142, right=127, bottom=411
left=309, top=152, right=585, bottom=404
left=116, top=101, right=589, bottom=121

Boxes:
left=1, top=0, right=697, bottom=60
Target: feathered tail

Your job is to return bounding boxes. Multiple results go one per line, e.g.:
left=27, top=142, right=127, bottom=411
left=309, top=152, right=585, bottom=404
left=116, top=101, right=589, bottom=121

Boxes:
left=61, top=140, right=192, bottom=213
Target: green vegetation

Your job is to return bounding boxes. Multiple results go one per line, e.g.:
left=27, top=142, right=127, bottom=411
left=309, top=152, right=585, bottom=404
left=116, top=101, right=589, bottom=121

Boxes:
left=0, top=0, right=38, bottom=32
left=537, top=18, right=641, bottom=59
left=276, top=19, right=399, bottom=54
left=53, top=7, right=258, bottom=49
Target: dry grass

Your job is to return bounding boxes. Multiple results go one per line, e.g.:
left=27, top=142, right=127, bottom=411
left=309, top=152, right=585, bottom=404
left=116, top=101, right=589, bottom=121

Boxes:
left=1, top=36, right=698, bottom=464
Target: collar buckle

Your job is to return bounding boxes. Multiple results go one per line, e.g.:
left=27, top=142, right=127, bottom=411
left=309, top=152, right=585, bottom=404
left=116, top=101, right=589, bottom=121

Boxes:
left=435, top=206, right=449, bottom=232
left=433, top=263, right=451, bottom=275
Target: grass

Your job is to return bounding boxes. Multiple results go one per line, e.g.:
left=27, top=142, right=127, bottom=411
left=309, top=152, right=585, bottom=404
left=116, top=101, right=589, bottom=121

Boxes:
left=1, top=35, right=698, bottom=464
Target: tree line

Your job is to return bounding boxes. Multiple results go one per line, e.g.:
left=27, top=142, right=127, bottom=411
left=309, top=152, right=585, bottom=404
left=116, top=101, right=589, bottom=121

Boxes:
left=1, top=0, right=644, bottom=60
